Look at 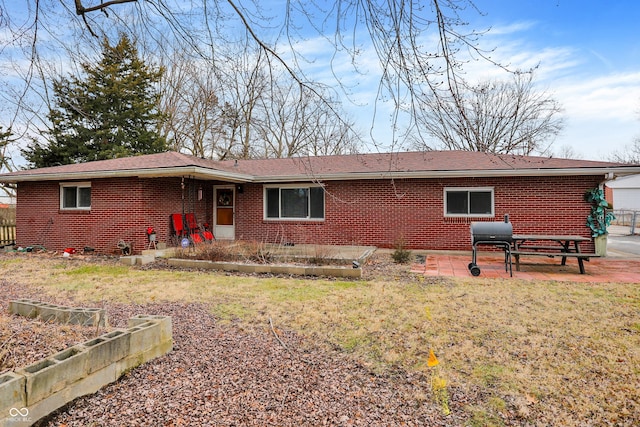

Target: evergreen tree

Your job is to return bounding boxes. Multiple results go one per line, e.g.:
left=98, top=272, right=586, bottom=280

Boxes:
left=23, top=34, right=167, bottom=168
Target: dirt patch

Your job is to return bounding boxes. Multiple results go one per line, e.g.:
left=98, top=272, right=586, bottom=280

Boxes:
left=0, top=281, right=104, bottom=374
left=0, top=315, right=100, bottom=375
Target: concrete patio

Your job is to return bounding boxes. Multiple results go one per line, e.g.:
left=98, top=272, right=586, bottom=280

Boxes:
left=410, top=252, right=640, bottom=283
left=410, top=226, right=640, bottom=283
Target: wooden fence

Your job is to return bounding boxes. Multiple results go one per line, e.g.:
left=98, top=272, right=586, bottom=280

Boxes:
left=0, top=219, right=16, bottom=247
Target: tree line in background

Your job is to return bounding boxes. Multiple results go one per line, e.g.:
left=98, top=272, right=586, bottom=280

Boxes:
left=0, top=0, right=638, bottom=176
left=158, top=44, right=359, bottom=161
left=20, top=34, right=361, bottom=168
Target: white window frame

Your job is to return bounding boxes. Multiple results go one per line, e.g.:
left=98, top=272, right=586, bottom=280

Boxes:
left=263, top=184, right=325, bottom=221
left=60, top=182, right=92, bottom=210
left=444, top=187, right=494, bottom=218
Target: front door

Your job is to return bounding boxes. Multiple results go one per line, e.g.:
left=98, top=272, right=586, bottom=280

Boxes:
left=214, top=186, right=235, bottom=240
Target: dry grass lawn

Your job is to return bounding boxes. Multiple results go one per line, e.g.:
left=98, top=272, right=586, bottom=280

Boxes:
left=1, top=253, right=638, bottom=426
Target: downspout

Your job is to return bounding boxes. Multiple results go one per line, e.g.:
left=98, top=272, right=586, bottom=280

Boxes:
left=600, top=171, right=615, bottom=189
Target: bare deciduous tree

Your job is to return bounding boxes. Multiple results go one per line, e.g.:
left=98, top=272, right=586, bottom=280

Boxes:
left=0, top=127, right=13, bottom=169
left=159, top=52, right=228, bottom=158
left=294, top=98, right=360, bottom=157
left=554, top=144, right=583, bottom=160
left=412, top=72, right=564, bottom=155
left=0, top=126, right=17, bottom=199
left=158, top=39, right=361, bottom=160
left=3, top=0, right=499, bottom=155
left=609, top=139, right=640, bottom=164
left=257, top=84, right=359, bottom=158
left=222, top=48, right=271, bottom=160
left=609, top=106, right=640, bottom=164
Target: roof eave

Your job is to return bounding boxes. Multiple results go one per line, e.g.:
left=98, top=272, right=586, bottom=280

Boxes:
left=255, top=167, right=640, bottom=182
left=2, top=165, right=639, bottom=184
left=0, top=166, right=254, bottom=184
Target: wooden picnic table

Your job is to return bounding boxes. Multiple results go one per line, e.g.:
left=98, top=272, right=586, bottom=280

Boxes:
left=510, top=234, right=597, bottom=274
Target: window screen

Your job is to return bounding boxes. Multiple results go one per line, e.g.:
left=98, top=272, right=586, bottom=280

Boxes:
left=61, top=184, right=91, bottom=209
left=445, top=188, right=493, bottom=216
left=265, top=186, right=324, bottom=219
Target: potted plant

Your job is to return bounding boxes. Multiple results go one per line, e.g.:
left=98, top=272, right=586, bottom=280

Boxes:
left=146, top=227, right=156, bottom=239
left=584, top=188, right=615, bottom=256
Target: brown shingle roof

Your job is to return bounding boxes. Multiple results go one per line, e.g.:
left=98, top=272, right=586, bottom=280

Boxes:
left=223, top=150, right=625, bottom=177
left=0, top=150, right=636, bottom=183
left=6, top=152, right=220, bottom=175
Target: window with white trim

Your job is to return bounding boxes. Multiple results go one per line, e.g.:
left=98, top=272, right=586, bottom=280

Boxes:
left=444, top=187, right=494, bottom=217
left=60, top=182, right=91, bottom=210
left=264, top=185, right=324, bottom=220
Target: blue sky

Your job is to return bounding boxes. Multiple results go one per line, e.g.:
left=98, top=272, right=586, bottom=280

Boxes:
left=465, top=0, right=640, bottom=159
left=297, top=0, right=640, bottom=160
left=2, top=0, right=639, bottom=163
left=438, top=1, right=639, bottom=159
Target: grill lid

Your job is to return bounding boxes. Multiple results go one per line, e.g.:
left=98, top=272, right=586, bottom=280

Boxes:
left=470, top=221, right=513, bottom=244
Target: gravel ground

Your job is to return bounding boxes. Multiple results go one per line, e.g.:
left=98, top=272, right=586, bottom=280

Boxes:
left=1, top=274, right=464, bottom=426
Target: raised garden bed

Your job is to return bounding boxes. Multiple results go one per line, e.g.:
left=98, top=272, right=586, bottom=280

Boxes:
left=141, top=242, right=377, bottom=277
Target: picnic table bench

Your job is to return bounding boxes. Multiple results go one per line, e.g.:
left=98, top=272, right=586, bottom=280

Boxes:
left=511, top=234, right=599, bottom=274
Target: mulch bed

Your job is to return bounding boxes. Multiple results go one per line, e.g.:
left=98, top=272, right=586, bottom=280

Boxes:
left=1, top=270, right=463, bottom=426
left=0, top=313, right=99, bottom=373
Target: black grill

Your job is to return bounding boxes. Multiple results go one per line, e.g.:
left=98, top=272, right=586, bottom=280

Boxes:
left=468, top=216, right=513, bottom=276
left=470, top=221, right=513, bottom=245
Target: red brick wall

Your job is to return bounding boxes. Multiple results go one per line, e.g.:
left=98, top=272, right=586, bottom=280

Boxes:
left=604, top=185, right=614, bottom=208
left=16, top=174, right=601, bottom=254
left=236, top=175, right=601, bottom=251
left=16, top=177, right=214, bottom=254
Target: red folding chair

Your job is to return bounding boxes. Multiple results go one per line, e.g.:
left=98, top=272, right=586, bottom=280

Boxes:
left=170, top=213, right=187, bottom=246
left=201, top=222, right=214, bottom=241
left=185, top=213, right=206, bottom=244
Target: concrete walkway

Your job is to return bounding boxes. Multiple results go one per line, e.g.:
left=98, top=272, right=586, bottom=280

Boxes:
left=608, top=224, right=640, bottom=256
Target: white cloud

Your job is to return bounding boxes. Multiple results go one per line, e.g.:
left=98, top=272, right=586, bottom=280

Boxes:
left=435, top=25, right=640, bottom=159
left=269, top=17, right=640, bottom=159
left=483, top=21, right=538, bottom=36
left=553, top=73, right=640, bottom=120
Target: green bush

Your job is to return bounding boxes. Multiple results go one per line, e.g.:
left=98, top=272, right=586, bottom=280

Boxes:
left=391, top=239, right=412, bottom=264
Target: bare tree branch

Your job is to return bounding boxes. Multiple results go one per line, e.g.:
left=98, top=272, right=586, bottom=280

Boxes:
left=412, top=72, right=564, bottom=155
left=2, top=0, right=520, bottom=168
left=74, top=0, right=136, bottom=15
left=608, top=139, right=640, bottom=164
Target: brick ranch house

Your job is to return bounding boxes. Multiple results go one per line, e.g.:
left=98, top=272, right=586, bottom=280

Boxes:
left=1, top=150, right=639, bottom=255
